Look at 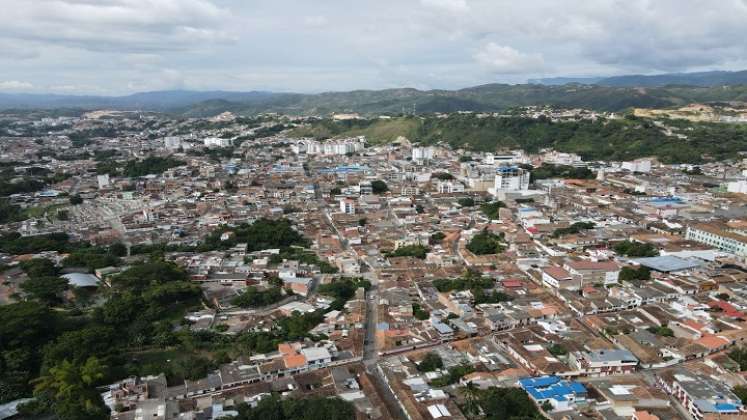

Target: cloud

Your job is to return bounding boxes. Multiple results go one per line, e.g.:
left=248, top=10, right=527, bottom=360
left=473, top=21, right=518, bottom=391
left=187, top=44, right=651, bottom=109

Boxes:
left=0, top=81, right=34, bottom=91
left=1, top=0, right=747, bottom=94
left=420, top=0, right=470, bottom=13
left=474, top=43, right=545, bottom=74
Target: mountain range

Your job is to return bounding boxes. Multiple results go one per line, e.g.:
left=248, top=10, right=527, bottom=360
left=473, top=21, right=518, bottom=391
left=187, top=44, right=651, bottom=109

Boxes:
left=1, top=70, right=747, bottom=116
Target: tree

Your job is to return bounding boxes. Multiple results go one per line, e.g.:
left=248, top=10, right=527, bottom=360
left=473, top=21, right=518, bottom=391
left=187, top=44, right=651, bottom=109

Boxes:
left=613, top=240, right=659, bottom=257
left=619, top=266, right=651, bottom=283
left=34, top=357, right=110, bottom=420
left=20, top=276, right=69, bottom=305
left=69, top=195, right=83, bottom=205
left=358, top=218, right=367, bottom=227
left=370, top=180, right=388, bottom=194
left=467, top=230, right=505, bottom=255
left=386, top=244, right=430, bottom=259
left=330, top=187, right=342, bottom=195
left=461, top=381, right=481, bottom=417
left=458, top=197, right=476, bottom=207
left=480, top=201, right=505, bottom=219
left=417, top=352, right=443, bottom=372
left=429, top=232, right=446, bottom=245
left=733, top=385, right=747, bottom=404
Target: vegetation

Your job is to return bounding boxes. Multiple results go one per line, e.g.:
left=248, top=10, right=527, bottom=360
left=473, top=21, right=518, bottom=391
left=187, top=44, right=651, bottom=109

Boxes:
left=457, top=197, right=475, bottom=207
left=728, top=347, right=747, bottom=371
left=433, top=271, right=510, bottom=305
left=293, top=112, right=747, bottom=163
left=531, top=164, right=594, bottom=180
left=614, top=240, right=659, bottom=257
left=430, top=364, right=475, bottom=387
left=552, top=221, right=595, bottom=238
left=370, top=179, right=388, bottom=194
left=432, top=172, right=454, bottom=180
left=548, top=343, right=568, bottom=356
left=123, top=156, right=185, bottom=177
left=317, top=277, right=371, bottom=311
left=385, top=244, right=430, bottom=259
left=429, top=231, right=446, bottom=245
left=268, top=246, right=338, bottom=274
left=468, top=386, right=545, bottom=420
left=417, top=352, right=443, bottom=372
left=412, top=303, right=430, bottom=320
left=466, top=230, right=506, bottom=255
left=647, top=326, right=675, bottom=337
left=233, top=394, right=355, bottom=420
left=200, top=218, right=309, bottom=252
left=733, top=385, right=747, bottom=404
left=0, top=199, right=27, bottom=224
left=480, top=201, right=505, bottom=219
left=232, top=286, right=284, bottom=308
left=619, top=266, right=651, bottom=283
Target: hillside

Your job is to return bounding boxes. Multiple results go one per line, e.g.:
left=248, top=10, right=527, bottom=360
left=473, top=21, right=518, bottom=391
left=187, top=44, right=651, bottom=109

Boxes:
left=291, top=114, right=747, bottom=164
left=3, top=82, right=747, bottom=116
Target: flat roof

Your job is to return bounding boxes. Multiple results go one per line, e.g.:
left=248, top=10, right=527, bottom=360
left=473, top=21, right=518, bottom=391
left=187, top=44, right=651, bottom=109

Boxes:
left=633, top=256, right=703, bottom=272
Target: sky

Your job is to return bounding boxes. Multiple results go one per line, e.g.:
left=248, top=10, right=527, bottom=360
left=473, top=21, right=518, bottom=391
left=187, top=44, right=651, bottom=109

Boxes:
left=0, top=0, right=746, bottom=95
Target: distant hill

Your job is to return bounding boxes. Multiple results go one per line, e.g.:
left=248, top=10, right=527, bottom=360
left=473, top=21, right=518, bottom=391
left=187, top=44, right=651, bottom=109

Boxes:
left=3, top=72, right=747, bottom=116
left=532, top=70, right=747, bottom=87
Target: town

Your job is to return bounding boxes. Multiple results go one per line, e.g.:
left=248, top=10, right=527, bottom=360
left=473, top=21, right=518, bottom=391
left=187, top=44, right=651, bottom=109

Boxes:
left=1, top=108, right=747, bottom=420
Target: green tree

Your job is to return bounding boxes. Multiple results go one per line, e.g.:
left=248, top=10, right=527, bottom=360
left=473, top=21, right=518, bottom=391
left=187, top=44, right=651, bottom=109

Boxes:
left=34, top=357, right=110, bottom=420
left=370, top=180, right=388, bottom=194
left=20, top=276, right=69, bottom=305
left=467, top=230, right=505, bottom=255
left=417, top=352, right=443, bottom=372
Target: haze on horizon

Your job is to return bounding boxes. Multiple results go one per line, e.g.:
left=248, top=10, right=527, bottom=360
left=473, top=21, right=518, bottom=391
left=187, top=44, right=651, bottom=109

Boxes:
left=1, top=0, right=746, bottom=96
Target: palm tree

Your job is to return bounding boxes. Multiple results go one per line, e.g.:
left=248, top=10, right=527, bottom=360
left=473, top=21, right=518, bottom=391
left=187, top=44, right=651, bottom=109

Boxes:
left=461, top=381, right=481, bottom=418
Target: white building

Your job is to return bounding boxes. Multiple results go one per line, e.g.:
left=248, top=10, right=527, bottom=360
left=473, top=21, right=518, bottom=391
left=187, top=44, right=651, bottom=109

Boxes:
left=621, top=159, right=652, bottom=173
left=339, top=198, right=356, bottom=214
left=412, top=146, right=434, bottom=162
left=163, top=136, right=182, bottom=150
left=97, top=174, right=110, bottom=189
left=726, top=180, right=747, bottom=194
left=204, top=137, right=233, bottom=148
left=436, top=180, right=464, bottom=194
left=488, top=166, right=530, bottom=196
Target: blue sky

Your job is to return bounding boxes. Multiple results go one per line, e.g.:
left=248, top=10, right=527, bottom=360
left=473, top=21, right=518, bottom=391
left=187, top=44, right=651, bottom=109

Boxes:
left=1, top=0, right=746, bottom=95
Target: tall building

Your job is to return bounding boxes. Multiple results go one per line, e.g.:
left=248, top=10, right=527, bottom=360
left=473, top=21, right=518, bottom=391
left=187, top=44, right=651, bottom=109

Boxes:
left=97, top=174, right=110, bottom=189
left=685, top=223, right=747, bottom=257
left=489, top=166, right=530, bottom=196
left=412, top=146, right=434, bottom=162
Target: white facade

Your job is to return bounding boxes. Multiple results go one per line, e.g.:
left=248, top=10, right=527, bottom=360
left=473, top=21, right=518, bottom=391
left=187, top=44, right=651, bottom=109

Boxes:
left=726, top=180, right=747, bottom=194
left=292, top=138, right=365, bottom=156
left=97, top=174, right=110, bottom=189
left=204, top=137, right=233, bottom=148
left=489, top=167, right=530, bottom=196
left=622, top=159, right=652, bottom=173
left=412, top=146, right=434, bottom=162
left=163, top=136, right=182, bottom=150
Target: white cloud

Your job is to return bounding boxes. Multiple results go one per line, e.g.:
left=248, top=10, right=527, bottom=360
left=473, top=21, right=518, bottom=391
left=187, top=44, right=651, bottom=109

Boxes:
left=0, top=80, right=34, bottom=91
left=474, top=43, right=545, bottom=74
left=420, top=0, right=470, bottom=13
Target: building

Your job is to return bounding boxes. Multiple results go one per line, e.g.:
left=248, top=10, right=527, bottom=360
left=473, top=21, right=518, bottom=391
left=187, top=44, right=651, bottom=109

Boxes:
left=622, top=159, right=652, bottom=173
left=204, top=137, right=233, bottom=148
left=519, top=375, right=587, bottom=412
left=97, top=174, right=110, bottom=189
left=542, top=266, right=581, bottom=290
left=489, top=166, right=530, bottom=196
left=686, top=223, right=747, bottom=257
left=412, top=146, right=434, bottom=162
left=340, top=198, right=356, bottom=215
left=570, top=349, right=638, bottom=376
left=726, top=180, right=747, bottom=194
left=658, top=370, right=745, bottom=420
left=436, top=180, right=464, bottom=194
left=563, top=259, right=620, bottom=286
left=163, top=136, right=182, bottom=150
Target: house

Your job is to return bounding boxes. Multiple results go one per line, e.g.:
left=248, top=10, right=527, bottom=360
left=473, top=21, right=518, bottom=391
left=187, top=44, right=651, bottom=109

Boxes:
left=564, top=259, right=620, bottom=286
left=542, top=266, right=581, bottom=290
left=518, top=375, right=587, bottom=412
left=657, top=369, right=745, bottom=420
left=570, top=349, right=639, bottom=376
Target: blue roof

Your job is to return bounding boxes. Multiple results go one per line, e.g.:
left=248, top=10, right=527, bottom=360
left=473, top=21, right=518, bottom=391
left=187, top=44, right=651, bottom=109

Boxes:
left=715, top=403, right=740, bottom=412
left=519, top=376, right=586, bottom=402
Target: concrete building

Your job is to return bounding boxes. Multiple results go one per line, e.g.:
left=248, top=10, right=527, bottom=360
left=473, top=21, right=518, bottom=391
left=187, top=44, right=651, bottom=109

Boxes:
left=489, top=166, right=530, bottom=196
left=686, top=224, right=747, bottom=257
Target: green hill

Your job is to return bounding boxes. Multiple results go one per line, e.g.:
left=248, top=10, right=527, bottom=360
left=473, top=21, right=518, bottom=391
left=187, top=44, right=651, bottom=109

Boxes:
left=292, top=114, right=747, bottom=164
